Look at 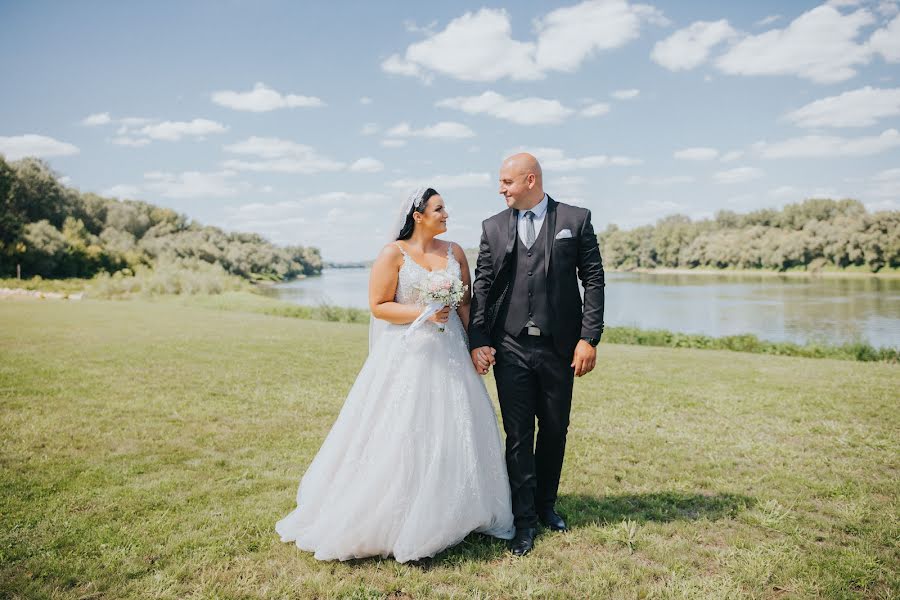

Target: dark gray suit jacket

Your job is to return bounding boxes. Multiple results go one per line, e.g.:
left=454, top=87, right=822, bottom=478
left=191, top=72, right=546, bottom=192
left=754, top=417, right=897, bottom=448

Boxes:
left=468, top=196, right=605, bottom=360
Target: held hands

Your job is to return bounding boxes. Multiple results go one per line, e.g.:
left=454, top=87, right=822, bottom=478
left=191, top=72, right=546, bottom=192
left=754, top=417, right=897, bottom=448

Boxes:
left=571, top=339, right=597, bottom=377
left=428, top=306, right=451, bottom=324
left=470, top=345, right=496, bottom=376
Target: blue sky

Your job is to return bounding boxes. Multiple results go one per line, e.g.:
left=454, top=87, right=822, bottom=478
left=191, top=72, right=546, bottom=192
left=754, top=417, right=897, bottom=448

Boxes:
left=1, top=0, right=899, bottom=261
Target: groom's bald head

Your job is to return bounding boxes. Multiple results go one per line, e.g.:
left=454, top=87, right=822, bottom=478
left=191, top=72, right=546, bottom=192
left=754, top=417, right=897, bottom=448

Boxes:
left=499, top=153, right=544, bottom=210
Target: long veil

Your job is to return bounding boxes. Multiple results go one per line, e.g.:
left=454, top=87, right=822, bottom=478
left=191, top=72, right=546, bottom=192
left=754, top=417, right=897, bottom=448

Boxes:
left=368, top=187, right=426, bottom=353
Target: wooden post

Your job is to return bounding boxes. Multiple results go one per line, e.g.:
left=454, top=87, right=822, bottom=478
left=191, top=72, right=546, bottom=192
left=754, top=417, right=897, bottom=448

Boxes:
left=16, top=264, right=21, bottom=279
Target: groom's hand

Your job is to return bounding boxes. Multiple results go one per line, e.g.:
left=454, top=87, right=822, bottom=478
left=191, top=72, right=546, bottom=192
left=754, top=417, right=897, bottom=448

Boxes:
left=571, top=340, right=597, bottom=377
left=471, top=346, right=496, bottom=375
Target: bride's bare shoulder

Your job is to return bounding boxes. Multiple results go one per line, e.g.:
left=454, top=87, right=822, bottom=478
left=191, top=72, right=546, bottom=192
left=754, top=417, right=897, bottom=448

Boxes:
left=444, top=240, right=467, bottom=261
left=375, top=242, right=403, bottom=264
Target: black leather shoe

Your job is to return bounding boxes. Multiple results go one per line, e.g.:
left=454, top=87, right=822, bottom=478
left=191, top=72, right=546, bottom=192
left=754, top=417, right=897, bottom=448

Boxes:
left=538, top=508, right=568, bottom=532
left=508, top=527, right=537, bottom=556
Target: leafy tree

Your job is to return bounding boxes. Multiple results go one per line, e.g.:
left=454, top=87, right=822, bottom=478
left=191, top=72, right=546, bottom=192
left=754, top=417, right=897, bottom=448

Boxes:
left=601, top=198, right=898, bottom=273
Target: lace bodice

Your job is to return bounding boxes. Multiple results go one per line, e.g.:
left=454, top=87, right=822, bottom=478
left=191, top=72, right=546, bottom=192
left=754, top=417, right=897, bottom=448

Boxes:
left=394, top=242, right=462, bottom=305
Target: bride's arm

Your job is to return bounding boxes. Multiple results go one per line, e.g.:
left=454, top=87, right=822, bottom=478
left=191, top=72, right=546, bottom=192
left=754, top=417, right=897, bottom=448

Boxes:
left=452, top=243, right=473, bottom=330
left=369, top=244, right=422, bottom=324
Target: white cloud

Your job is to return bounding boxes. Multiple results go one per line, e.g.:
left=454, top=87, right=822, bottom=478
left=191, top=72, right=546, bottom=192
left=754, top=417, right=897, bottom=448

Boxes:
left=867, top=166, right=900, bottom=201
left=110, top=136, right=151, bottom=147
left=674, top=146, right=719, bottom=160
left=755, top=15, right=782, bottom=27
left=138, top=118, right=227, bottom=141
left=513, top=146, right=642, bottom=171
left=631, top=199, right=687, bottom=218
left=869, top=14, right=900, bottom=62
left=713, top=166, right=765, bottom=184
left=652, top=20, right=737, bottom=71
left=0, top=134, right=80, bottom=160
left=102, top=184, right=141, bottom=198
left=225, top=136, right=309, bottom=159
left=385, top=121, right=475, bottom=139
left=404, top=19, right=439, bottom=35
left=876, top=1, right=899, bottom=18
left=219, top=192, right=394, bottom=250
left=211, top=82, right=324, bottom=112
left=382, top=9, right=536, bottom=82
left=767, top=185, right=800, bottom=200
left=360, top=97, right=373, bottom=105
left=361, top=123, right=380, bottom=136
left=437, top=91, right=573, bottom=125
left=81, top=112, right=111, bottom=126
left=80, top=112, right=226, bottom=148
left=611, top=88, right=640, bottom=100
left=383, top=3, right=666, bottom=83
left=349, top=157, right=384, bottom=173
left=381, top=139, right=407, bottom=148
left=626, top=174, right=695, bottom=185
left=720, top=150, right=744, bottom=162
left=381, top=53, right=426, bottom=79
left=534, top=0, right=668, bottom=72
left=873, top=166, right=900, bottom=180
left=144, top=170, right=240, bottom=199
left=547, top=174, right=589, bottom=204
left=754, top=128, right=900, bottom=158
left=223, top=136, right=345, bottom=173
left=388, top=172, right=491, bottom=190
left=221, top=159, right=342, bottom=175
left=118, top=117, right=155, bottom=127
left=581, top=102, right=611, bottom=117
left=715, top=5, right=875, bottom=83
left=784, top=86, right=900, bottom=127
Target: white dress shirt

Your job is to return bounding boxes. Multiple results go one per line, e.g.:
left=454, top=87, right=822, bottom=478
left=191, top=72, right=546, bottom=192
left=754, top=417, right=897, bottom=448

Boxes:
left=517, top=194, right=549, bottom=246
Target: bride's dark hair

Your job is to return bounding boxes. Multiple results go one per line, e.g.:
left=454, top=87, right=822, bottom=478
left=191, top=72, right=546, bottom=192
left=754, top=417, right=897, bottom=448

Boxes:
left=397, top=188, right=439, bottom=240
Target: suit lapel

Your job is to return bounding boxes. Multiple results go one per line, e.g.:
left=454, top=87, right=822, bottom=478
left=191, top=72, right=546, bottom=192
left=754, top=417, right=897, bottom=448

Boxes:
left=501, top=208, right=517, bottom=269
left=544, top=196, right=557, bottom=277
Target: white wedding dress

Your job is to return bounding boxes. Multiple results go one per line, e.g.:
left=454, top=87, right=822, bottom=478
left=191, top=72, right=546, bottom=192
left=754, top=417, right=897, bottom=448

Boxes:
left=275, top=242, right=515, bottom=562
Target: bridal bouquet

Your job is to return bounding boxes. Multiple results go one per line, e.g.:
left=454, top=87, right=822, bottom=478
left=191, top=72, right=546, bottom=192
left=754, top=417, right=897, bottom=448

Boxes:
left=405, top=272, right=468, bottom=335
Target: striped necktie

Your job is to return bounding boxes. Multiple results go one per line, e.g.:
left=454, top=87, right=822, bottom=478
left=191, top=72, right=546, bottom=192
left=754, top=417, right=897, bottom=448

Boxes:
left=524, top=210, right=536, bottom=248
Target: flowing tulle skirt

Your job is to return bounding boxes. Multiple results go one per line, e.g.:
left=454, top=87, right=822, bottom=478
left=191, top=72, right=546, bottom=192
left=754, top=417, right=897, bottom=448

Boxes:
left=275, top=313, right=514, bottom=562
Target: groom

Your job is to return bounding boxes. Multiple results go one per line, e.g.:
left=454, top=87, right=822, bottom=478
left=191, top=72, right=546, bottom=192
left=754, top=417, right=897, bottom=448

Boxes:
left=469, top=153, right=605, bottom=556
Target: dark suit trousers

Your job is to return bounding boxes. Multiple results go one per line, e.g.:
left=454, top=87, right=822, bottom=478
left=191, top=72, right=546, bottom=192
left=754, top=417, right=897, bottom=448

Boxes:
left=493, top=331, right=574, bottom=529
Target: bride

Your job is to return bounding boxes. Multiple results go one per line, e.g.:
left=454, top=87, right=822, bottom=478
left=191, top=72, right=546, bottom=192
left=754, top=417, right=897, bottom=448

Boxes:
left=275, top=187, right=515, bottom=562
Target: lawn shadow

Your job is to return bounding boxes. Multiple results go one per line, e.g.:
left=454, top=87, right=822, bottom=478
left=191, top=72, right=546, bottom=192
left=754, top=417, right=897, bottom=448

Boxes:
left=560, top=491, right=755, bottom=528
left=340, top=493, right=754, bottom=568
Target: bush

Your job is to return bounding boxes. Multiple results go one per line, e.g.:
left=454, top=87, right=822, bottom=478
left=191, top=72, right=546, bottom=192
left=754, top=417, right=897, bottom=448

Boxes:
left=87, top=258, right=250, bottom=299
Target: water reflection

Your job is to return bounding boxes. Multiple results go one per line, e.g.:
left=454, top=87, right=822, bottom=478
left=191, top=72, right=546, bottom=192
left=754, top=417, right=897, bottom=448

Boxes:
left=263, top=269, right=900, bottom=348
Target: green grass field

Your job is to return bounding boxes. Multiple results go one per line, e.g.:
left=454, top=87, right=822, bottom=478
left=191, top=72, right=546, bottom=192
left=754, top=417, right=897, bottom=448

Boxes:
left=1, top=299, right=897, bottom=599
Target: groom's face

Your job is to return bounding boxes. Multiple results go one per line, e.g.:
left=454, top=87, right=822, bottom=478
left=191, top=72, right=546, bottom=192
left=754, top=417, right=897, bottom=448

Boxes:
left=499, top=166, right=536, bottom=210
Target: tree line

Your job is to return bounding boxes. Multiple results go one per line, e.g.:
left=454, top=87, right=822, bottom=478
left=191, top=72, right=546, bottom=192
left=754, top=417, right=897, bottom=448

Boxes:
left=599, top=199, right=899, bottom=272
left=0, top=156, right=322, bottom=281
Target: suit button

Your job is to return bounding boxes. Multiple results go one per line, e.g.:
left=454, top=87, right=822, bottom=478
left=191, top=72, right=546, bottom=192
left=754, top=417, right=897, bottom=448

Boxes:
left=527, top=252, right=532, bottom=257
left=528, top=292, right=533, bottom=297
left=527, top=271, right=532, bottom=276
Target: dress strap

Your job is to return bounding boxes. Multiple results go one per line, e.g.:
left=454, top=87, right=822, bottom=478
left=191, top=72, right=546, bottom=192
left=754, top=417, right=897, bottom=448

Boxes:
left=446, top=242, right=459, bottom=268
left=393, top=241, right=408, bottom=256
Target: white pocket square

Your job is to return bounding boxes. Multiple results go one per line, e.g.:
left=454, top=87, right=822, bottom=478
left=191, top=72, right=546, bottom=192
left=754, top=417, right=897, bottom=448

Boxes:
left=555, top=229, right=573, bottom=240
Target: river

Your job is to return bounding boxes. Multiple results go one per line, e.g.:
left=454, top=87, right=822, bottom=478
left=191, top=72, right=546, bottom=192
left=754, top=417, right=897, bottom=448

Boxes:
left=261, top=268, right=900, bottom=348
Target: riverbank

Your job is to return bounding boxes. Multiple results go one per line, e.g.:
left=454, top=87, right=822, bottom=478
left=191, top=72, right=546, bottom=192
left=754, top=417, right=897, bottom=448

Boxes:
left=181, top=292, right=898, bottom=362
left=615, top=266, right=900, bottom=279
left=5, top=287, right=893, bottom=362
left=1, top=299, right=896, bottom=598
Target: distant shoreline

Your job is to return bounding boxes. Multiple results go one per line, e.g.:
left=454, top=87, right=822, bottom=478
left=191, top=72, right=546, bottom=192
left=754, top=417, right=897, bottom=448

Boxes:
left=611, top=267, right=900, bottom=279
